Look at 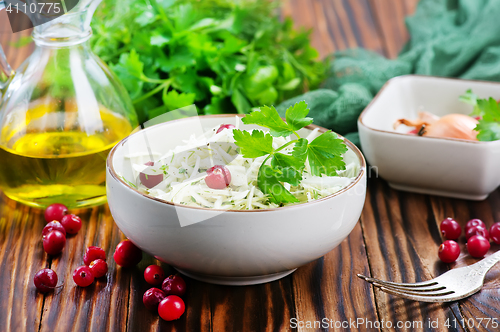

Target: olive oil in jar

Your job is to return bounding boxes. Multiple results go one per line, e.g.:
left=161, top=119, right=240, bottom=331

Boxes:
left=0, top=108, right=134, bottom=208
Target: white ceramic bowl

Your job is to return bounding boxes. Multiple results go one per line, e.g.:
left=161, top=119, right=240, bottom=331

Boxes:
left=106, top=115, right=366, bottom=285
left=358, top=75, right=500, bottom=200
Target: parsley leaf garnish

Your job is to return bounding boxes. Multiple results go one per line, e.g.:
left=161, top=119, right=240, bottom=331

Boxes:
left=460, top=91, right=500, bottom=141
left=475, top=97, right=500, bottom=141
left=233, top=129, right=274, bottom=158
left=234, top=102, right=347, bottom=204
left=285, top=101, right=313, bottom=132
left=307, top=131, right=347, bottom=176
left=242, top=105, right=293, bottom=137
left=258, top=166, right=299, bottom=204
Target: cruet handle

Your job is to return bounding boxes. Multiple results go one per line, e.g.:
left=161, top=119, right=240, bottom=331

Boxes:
left=0, top=1, right=15, bottom=90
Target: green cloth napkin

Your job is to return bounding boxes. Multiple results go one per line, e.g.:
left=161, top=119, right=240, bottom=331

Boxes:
left=278, top=0, right=500, bottom=146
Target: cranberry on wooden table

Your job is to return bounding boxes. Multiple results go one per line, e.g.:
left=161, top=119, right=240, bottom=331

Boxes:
left=143, top=288, right=166, bottom=311
left=84, top=246, right=106, bottom=266
left=490, top=223, right=500, bottom=244
left=89, top=259, right=108, bottom=278
left=43, top=230, right=66, bottom=255
left=61, top=214, right=82, bottom=234
left=439, top=218, right=461, bottom=240
left=144, top=265, right=165, bottom=286
left=44, top=203, right=68, bottom=223
left=113, top=240, right=142, bottom=267
left=73, top=266, right=94, bottom=287
left=466, top=235, right=490, bottom=258
left=42, top=221, right=66, bottom=238
left=34, top=268, right=58, bottom=293
left=438, top=240, right=460, bottom=263
left=162, top=274, right=186, bottom=296
left=465, top=219, right=485, bottom=232
left=158, top=295, right=185, bottom=321
left=465, top=225, right=489, bottom=241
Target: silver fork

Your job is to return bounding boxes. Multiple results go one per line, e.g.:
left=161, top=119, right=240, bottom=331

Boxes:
left=358, top=251, right=500, bottom=302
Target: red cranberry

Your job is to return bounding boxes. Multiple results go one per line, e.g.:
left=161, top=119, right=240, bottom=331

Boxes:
left=465, top=225, right=489, bottom=241
left=143, top=287, right=166, bottom=311
left=158, top=295, right=185, bottom=321
left=139, top=161, right=164, bottom=188
left=467, top=235, right=490, bottom=258
left=438, top=240, right=460, bottom=263
left=43, top=230, right=66, bottom=255
left=144, top=265, right=165, bottom=286
left=34, top=268, right=58, bottom=293
left=44, top=203, right=68, bottom=222
left=439, top=218, right=461, bottom=240
left=465, top=219, right=485, bottom=232
left=84, top=246, right=106, bottom=266
left=73, top=266, right=94, bottom=287
left=113, top=240, right=142, bottom=267
left=490, top=222, right=500, bottom=244
left=89, top=259, right=108, bottom=278
left=42, top=221, right=66, bottom=238
left=205, top=165, right=231, bottom=189
left=216, top=124, right=235, bottom=134
left=162, top=274, right=186, bottom=296
left=60, top=214, right=82, bottom=234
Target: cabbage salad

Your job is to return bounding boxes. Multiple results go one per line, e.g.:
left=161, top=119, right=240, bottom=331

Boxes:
left=122, top=103, right=361, bottom=210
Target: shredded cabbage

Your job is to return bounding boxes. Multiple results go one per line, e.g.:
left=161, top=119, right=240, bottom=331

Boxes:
left=123, top=119, right=360, bottom=210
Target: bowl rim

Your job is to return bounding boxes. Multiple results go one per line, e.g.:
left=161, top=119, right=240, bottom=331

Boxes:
left=107, top=114, right=366, bottom=213
left=358, top=74, right=500, bottom=145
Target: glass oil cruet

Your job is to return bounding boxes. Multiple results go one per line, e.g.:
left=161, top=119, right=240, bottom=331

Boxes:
left=0, top=0, right=138, bottom=208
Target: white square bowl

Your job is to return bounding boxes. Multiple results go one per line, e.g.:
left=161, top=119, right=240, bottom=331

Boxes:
left=358, top=75, right=500, bottom=200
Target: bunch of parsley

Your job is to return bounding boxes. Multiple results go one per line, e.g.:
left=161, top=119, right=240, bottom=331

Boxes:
left=460, top=90, right=500, bottom=141
left=233, top=101, right=347, bottom=205
left=90, top=0, right=326, bottom=124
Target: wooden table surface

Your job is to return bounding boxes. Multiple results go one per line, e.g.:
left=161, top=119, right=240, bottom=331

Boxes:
left=2, top=1, right=500, bottom=331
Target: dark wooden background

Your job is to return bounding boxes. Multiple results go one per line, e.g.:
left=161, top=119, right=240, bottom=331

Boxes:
left=1, top=1, right=500, bottom=331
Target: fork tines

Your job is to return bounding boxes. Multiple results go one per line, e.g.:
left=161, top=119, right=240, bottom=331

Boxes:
left=357, top=274, right=456, bottom=302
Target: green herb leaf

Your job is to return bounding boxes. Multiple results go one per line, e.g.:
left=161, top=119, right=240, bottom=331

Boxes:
left=257, top=165, right=299, bottom=204
left=460, top=91, right=500, bottom=141
left=233, top=129, right=274, bottom=158
left=109, top=50, right=145, bottom=99
left=275, top=166, right=302, bottom=186
left=459, top=89, right=482, bottom=116
left=162, top=90, right=196, bottom=111
left=91, top=0, right=325, bottom=124
left=271, top=153, right=303, bottom=172
left=242, top=105, right=293, bottom=137
left=307, top=131, right=347, bottom=176
left=475, top=97, right=500, bottom=141
left=285, top=101, right=313, bottom=132
left=292, top=138, right=308, bottom=164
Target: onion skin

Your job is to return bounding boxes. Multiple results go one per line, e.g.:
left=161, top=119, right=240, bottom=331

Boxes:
left=394, top=113, right=479, bottom=141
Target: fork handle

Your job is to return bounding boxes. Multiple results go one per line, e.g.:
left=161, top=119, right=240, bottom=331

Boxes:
left=468, top=250, right=500, bottom=275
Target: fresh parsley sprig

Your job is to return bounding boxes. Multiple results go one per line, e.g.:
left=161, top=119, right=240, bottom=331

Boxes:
left=460, top=90, right=500, bottom=141
left=233, top=101, right=347, bottom=205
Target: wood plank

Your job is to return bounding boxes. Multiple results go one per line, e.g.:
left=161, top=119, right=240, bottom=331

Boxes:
left=39, top=205, right=130, bottom=332
left=360, top=179, right=466, bottom=332
left=0, top=195, right=45, bottom=332
left=292, top=222, right=380, bottom=331
left=208, top=277, right=295, bottom=331
left=429, top=192, right=500, bottom=332
left=368, top=0, right=419, bottom=58
left=341, top=0, right=385, bottom=55
left=281, top=0, right=387, bottom=57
